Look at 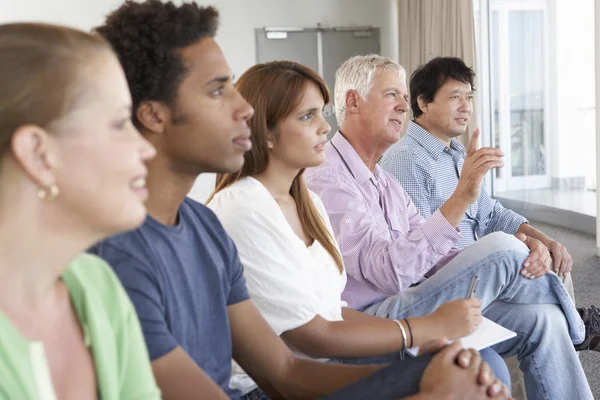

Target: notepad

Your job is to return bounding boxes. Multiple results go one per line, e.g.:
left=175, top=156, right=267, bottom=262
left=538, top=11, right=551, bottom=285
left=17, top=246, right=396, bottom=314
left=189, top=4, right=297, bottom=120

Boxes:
left=405, top=317, right=516, bottom=357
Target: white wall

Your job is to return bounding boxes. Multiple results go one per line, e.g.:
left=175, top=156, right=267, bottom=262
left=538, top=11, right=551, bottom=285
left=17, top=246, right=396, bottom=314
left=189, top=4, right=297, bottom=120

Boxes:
left=0, top=0, right=400, bottom=84
left=0, top=0, right=123, bottom=28
left=0, top=0, right=399, bottom=203
left=204, top=0, right=399, bottom=77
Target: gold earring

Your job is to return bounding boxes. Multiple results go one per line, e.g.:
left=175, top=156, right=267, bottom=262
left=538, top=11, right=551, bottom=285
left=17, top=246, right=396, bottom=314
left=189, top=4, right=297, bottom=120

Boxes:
left=37, top=184, right=59, bottom=201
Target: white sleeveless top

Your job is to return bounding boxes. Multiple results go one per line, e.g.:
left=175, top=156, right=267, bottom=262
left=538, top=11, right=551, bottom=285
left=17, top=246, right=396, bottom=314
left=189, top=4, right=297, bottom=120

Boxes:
left=208, top=177, right=347, bottom=394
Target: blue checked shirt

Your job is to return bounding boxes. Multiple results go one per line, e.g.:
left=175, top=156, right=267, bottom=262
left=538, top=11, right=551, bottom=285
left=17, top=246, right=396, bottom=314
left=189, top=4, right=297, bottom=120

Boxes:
left=380, top=121, right=528, bottom=249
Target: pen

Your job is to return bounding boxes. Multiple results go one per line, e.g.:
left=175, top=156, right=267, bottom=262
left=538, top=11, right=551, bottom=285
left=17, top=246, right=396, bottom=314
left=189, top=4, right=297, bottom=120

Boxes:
left=467, top=276, right=479, bottom=298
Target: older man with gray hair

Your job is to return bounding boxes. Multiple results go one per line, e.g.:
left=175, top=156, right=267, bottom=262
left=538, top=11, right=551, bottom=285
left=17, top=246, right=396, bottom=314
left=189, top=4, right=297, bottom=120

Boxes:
left=304, top=54, right=596, bottom=400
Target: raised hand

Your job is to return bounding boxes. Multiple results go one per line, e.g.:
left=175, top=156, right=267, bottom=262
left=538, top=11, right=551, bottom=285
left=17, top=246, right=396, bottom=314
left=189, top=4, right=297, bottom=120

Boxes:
left=455, top=128, right=504, bottom=204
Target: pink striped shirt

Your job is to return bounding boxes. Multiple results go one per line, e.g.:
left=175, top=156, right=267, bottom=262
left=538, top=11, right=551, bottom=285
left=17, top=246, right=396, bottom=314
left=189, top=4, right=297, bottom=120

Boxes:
left=304, top=131, right=462, bottom=309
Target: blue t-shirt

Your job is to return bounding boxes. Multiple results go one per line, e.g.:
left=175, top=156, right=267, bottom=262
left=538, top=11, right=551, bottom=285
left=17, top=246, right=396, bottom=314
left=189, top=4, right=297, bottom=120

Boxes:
left=89, top=197, right=249, bottom=399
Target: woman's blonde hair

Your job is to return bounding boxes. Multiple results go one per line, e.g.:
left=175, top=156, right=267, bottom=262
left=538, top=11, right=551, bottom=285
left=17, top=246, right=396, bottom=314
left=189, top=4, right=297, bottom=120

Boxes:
left=0, top=23, right=111, bottom=156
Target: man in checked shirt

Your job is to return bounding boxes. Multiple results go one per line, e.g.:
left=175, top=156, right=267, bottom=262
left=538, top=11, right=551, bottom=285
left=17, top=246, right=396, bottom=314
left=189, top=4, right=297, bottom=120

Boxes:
left=378, top=56, right=579, bottom=400
left=305, top=54, right=599, bottom=400
left=380, top=56, right=574, bottom=295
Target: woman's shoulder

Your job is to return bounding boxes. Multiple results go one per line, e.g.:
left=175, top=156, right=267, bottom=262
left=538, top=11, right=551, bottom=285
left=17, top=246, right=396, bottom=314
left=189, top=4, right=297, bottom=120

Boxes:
left=66, top=253, right=118, bottom=287
left=62, top=253, right=131, bottom=317
left=211, top=177, right=266, bottom=204
left=208, top=177, right=274, bottom=217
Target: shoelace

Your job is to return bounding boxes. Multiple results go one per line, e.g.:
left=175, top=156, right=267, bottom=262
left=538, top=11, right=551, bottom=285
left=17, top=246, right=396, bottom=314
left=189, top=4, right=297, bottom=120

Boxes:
left=588, top=305, right=600, bottom=332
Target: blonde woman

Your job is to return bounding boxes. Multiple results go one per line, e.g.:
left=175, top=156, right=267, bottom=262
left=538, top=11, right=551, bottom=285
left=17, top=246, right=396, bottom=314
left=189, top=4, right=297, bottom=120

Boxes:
left=0, top=23, right=158, bottom=399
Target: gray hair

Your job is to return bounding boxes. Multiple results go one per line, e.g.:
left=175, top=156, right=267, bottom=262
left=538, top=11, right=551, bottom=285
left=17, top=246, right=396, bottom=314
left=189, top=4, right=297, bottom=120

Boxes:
left=334, top=54, right=406, bottom=125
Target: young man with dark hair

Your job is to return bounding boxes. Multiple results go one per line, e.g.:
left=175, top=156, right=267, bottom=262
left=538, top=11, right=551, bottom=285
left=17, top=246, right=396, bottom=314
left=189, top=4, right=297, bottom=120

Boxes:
left=89, top=2, right=511, bottom=400
left=380, top=57, right=576, bottom=285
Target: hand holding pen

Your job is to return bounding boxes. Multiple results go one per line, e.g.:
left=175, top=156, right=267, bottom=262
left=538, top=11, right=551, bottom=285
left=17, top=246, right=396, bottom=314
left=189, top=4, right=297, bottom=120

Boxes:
left=427, top=276, right=483, bottom=341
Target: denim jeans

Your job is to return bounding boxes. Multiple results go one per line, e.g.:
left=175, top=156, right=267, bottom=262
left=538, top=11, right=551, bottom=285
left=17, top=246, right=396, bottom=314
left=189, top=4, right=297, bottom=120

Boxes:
left=363, top=232, right=592, bottom=400
left=240, top=388, right=270, bottom=400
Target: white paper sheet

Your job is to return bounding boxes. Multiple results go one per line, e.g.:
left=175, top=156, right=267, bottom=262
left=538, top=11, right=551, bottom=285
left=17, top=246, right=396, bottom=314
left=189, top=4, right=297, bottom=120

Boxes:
left=406, top=317, right=517, bottom=357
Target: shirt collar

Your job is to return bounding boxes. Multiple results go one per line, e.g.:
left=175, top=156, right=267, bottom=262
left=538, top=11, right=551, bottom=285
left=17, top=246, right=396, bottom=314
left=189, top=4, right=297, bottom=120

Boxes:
left=406, top=120, right=466, bottom=160
left=331, top=131, right=389, bottom=187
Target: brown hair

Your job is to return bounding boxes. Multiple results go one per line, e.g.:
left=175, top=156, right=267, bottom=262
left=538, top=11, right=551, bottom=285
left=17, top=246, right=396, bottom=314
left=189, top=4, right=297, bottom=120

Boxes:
left=209, top=61, right=343, bottom=273
left=0, top=23, right=110, bottom=156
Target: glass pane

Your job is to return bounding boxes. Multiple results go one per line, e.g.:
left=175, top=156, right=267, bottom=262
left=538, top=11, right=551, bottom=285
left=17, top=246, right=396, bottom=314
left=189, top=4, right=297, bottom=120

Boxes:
left=484, top=0, right=597, bottom=219
left=490, top=11, right=501, bottom=179
left=508, top=10, right=545, bottom=177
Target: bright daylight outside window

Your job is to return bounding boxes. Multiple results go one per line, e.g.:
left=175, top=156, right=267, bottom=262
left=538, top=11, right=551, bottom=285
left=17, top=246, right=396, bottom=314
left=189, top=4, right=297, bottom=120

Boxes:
left=474, top=0, right=596, bottom=220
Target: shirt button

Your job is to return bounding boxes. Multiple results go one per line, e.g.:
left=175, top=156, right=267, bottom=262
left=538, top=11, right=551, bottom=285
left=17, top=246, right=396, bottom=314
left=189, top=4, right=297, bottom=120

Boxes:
left=345, top=219, right=350, bottom=224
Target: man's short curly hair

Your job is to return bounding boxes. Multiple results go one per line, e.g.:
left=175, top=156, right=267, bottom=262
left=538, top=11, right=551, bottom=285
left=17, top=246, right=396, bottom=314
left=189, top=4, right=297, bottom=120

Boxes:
left=96, top=0, right=219, bottom=127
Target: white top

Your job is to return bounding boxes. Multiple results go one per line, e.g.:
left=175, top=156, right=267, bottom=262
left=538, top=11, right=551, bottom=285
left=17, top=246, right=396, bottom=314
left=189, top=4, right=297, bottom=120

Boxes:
left=208, top=177, right=347, bottom=335
left=208, top=177, right=348, bottom=394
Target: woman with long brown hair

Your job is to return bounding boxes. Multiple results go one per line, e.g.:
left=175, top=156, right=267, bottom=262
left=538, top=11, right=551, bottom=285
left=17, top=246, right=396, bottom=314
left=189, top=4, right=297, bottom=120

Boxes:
left=0, top=23, right=158, bottom=399
left=207, top=61, right=509, bottom=398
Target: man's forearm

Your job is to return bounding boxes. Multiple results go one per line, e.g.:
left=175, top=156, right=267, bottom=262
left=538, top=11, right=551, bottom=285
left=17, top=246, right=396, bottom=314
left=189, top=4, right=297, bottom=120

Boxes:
left=439, top=193, right=471, bottom=228
left=517, top=223, right=552, bottom=246
left=278, top=358, right=386, bottom=399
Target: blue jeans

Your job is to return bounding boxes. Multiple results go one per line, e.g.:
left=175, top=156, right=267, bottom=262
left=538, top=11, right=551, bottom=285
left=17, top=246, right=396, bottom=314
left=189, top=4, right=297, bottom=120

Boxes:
left=363, top=232, right=592, bottom=400
left=241, top=388, right=269, bottom=400
left=241, top=349, right=509, bottom=400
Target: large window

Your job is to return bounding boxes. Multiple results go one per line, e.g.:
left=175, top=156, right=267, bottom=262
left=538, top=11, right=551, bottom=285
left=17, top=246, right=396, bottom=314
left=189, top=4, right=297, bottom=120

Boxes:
left=489, top=1, right=549, bottom=191
left=475, top=0, right=596, bottom=218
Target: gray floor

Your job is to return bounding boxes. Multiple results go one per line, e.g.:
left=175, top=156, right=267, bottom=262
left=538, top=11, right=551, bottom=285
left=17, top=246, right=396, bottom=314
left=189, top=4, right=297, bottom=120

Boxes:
left=528, top=219, right=600, bottom=398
